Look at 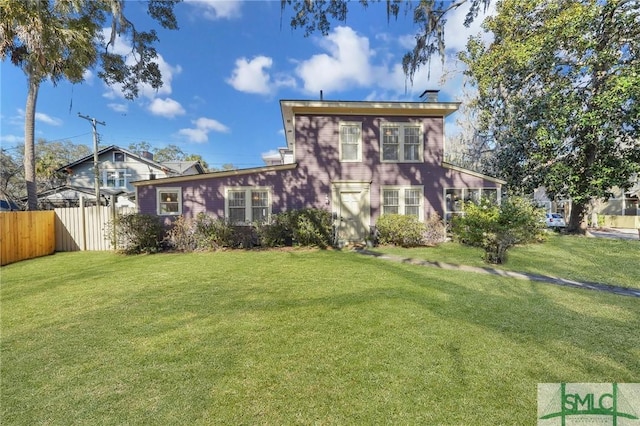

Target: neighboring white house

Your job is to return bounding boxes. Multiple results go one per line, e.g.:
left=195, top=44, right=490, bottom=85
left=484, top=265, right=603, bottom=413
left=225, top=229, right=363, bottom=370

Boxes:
left=37, top=145, right=205, bottom=208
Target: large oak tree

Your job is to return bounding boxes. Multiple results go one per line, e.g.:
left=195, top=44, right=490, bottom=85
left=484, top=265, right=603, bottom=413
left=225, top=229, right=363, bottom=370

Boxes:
left=0, top=0, right=180, bottom=210
left=461, top=0, right=640, bottom=232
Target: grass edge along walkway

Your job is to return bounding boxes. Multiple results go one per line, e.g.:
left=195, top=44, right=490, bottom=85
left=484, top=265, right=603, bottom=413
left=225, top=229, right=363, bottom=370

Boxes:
left=355, top=249, right=640, bottom=298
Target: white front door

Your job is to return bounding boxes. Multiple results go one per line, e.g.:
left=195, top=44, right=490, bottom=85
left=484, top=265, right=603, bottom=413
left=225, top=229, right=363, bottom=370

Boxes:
left=333, top=182, right=370, bottom=244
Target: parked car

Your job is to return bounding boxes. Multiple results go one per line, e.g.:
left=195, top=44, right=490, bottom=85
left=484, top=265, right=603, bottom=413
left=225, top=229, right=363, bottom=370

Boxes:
left=545, top=213, right=566, bottom=228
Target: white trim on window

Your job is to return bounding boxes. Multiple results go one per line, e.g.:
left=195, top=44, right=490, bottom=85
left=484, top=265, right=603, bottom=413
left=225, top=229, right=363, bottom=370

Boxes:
left=443, top=187, right=500, bottom=220
left=380, top=122, right=423, bottom=163
left=157, top=187, right=182, bottom=216
left=224, top=187, right=271, bottom=225
left=339, top=121, right=362, bottom=162
left=380, top=185, right=424, bottom=220
left=102, top=169, right=127, bottom=188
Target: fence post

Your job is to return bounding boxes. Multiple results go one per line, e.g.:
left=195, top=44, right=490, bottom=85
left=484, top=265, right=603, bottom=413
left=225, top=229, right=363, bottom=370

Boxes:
left=80, top=195, right=87, bottom=251
left=111, top=196, right=117, bottom=250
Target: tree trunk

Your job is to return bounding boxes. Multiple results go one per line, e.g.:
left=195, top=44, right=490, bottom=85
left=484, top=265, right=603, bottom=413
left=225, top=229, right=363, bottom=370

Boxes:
left=567, top=200, right=588, bottom=234
left=24, top=73, right=39, bottom=211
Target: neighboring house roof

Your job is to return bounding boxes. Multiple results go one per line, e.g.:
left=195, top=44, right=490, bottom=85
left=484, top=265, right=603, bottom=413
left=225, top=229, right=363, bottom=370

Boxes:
left=35, top=185, right=127, bottom=203
left=0, top=199, right=20, bottom=211
left=0, top=189, right=21, bottom=211
left=56, top=145, right=200, bottom=175
left=161, top=160, right=206, bottom=174
left=280, top=99, right=461, bottom=151
left=132, top=163, right=298, bottom=186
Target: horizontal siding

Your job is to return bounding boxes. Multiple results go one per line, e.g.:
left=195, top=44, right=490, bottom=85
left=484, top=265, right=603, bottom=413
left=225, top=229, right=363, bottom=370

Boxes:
left=137, top=112, right=501, bottom=224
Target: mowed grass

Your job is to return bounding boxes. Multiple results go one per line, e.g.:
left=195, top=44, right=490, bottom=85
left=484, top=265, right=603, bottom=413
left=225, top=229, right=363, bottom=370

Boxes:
left=1, top=247, right=639, bottom=425
left=375, top=234, right=640, bottom=289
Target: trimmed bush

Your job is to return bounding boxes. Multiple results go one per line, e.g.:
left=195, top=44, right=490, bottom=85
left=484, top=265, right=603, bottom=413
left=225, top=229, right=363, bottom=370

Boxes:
left=193, top=214, right=237, bottom=249
left=106, top=213, right=164, bottom=254
left=291, top=208, right=333, bottom=248
left=255, top=212, right=294, bottom=247
left=451, top=196, right=546, bottom=264
left=256, top=208, right=333, bottom=248
left=376, top=214, right=428, bottom=247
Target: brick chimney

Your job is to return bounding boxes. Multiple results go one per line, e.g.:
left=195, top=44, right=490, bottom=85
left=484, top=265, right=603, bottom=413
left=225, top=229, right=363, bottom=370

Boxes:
left=420, top=90, right=439, bottom=102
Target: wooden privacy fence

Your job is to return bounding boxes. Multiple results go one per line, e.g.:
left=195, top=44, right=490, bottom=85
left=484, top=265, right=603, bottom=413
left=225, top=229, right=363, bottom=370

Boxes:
left=1, top=205, right=136, bottom=266
left=1, top=211, right=55, bottom=266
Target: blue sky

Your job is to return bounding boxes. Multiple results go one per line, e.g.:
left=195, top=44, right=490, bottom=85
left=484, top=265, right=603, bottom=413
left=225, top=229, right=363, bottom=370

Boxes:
left=1, top=0, right=492, bottom=169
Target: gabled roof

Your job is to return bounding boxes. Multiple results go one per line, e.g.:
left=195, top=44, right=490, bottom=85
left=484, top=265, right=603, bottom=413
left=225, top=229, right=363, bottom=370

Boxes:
left=280, top=99, right=461, bottom=150
left=442, top=162, right=507, bottom=185
left=56, top=145, right=181, bottom=174
left=161, top=160, right=206, bottom=174
left=36, top=185, right=128, bottom=199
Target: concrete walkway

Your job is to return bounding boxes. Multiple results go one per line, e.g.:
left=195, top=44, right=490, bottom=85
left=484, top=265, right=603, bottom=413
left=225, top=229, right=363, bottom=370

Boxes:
left=586, top=227, right=639, bottom=241
left=356, top=249, right=640, bottom=298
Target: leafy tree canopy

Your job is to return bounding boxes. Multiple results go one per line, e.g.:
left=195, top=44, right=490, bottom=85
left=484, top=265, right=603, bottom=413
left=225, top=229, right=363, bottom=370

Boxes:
left=281, top=0, right=491, bottom=82
left=1, top=0, right=180, bottom=209
left=460, top=0, right=640, bottom=232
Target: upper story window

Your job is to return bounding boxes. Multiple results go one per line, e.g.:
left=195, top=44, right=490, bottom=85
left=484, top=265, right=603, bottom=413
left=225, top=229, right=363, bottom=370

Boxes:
left=381, top=123, right=423, bottom=162
left=157, top=187, right=182, bottom=215
left=381, top=186, right=424, bottom=220
left=226, top=187, right=271, bottom=224
left=339, top=122, right=362, bottom=162
left=103, top=169, right=126, bottom=188
left=113, top=152, right=125, bottom=162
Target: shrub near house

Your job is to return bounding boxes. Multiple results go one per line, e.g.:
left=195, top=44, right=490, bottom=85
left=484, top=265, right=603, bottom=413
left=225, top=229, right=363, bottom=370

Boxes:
left=451, top=196, right=546, bottom=264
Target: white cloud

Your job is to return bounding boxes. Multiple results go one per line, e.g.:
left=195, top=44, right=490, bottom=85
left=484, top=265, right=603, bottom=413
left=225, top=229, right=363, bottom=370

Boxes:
left=442, top=2, right=495, bottom=54
left=15, top=109, right=62, bottom=126
left=227, top=56, right=273, bottom=95
left=0, top=134, right=23, bottom=144
left=296, top=26, right=374, bottom=94
left=82, top=69, right=94, bottom=85
left=184, top=0, right=242, bottom=20
left=177, top=117, right=230, bottom=143
left=148, top=98, right=185, bottom=118
left=108, top=103, right=128, bottom=113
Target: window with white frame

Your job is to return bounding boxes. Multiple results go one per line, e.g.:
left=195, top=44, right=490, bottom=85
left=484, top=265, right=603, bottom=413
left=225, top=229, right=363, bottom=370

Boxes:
left=225, top=187, right=271, bottom=224
left=339, top=122, right=362, bottom=162
left=381, top=186, right=424, bottom=219
left=444, top=188, right=499, bottom=219
left=381, top=123, right=423, bottom=162
left=103, top=169, right=127, bottom=188
left=157, top=188, right=182, bottom=215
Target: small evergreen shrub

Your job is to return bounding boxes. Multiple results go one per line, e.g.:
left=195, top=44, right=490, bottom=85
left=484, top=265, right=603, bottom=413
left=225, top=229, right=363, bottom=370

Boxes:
left=291, top=208, right=333, bottom=248
left=256, top=208, right=333, bottom=248
left=451, top=196, right=546, bottom=264
left=106, top=213, right=164, bottom=254
left=376, top=214, right=428, bottom=247
left=194, top=214, right=236, bottom=249
left=255, top=212, right=294, bottom=247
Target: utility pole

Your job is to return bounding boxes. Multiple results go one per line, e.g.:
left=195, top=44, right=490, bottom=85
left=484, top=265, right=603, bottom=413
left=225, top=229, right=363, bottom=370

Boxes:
left=78, top=113, right=106, bottom=206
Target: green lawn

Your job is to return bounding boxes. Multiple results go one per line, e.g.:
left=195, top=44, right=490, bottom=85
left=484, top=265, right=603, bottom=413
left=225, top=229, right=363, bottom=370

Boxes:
left=1, top=244, right=639, bottom=424
left=374, top=234, right=640, bottom=289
